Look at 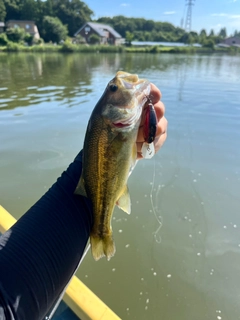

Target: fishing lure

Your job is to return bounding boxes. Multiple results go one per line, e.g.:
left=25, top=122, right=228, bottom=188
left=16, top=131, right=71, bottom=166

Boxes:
left=143, top=102, right=158, bottom=144
left=141, top=101, right=157, bottom=159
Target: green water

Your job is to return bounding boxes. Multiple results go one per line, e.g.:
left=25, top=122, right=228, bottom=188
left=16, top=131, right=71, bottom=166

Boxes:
left=1, top=52, right=240, bottom=320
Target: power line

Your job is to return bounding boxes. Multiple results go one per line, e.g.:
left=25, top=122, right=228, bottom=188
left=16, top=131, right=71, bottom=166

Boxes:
left=185, top=0, right=195, bottom=32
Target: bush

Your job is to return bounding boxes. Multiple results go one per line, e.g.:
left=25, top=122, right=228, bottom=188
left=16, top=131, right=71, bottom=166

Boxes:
left=73, top=35, right=86, bottom=44
left=6, top=28, right=25, bottom=43
left=148, top=45, right=159, bottom=53
left=32, top=37, right=44, bottom=45
left=0, top=33, right=8, bottom=46
left=60, top=40, right=75, bottom=52
left=6, top=42, right=20, bottom=52
left=24, top=33, right=34, bottom=45
left=202, top=39, right=215, bottom=49
left=88, top=34, right=100, bottom=44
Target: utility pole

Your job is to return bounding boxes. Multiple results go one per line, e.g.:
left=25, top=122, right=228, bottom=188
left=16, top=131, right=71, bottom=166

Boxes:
left=185, top=0, right=195, bottom=32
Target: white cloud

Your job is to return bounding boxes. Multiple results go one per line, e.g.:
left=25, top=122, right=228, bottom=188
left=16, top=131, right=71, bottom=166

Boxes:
left=211, top=13, right=228, bottom=17
left=120, top=3, right=130, bottom=6
left=163, top=11, right=176, bottom=15
left=211, top=13, right=240, bottom=19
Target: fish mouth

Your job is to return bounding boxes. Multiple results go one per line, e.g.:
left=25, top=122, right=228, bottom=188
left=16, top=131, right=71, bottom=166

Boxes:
left=112, top=83, right=151, bottom=129
left=112, top=109, right=142, bottom=128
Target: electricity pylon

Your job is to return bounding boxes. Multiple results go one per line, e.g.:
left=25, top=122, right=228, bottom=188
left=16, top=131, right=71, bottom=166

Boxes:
left=185, top=0, right=195, bottom=32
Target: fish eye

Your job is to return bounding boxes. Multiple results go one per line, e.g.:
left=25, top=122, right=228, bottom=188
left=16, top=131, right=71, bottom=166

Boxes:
left=109, top=84, right=118, bottom=92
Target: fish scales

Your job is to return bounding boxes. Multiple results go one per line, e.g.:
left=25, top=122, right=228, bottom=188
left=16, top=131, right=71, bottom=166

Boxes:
left=75, top=71, right=151, bottom=260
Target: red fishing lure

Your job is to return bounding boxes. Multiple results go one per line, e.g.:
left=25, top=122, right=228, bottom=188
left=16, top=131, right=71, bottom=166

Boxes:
left=143, top=103, right=157, bottom=144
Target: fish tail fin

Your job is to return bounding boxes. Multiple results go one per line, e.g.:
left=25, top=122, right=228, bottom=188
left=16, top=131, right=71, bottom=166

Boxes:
left=90, top=233, right=116, bottom=261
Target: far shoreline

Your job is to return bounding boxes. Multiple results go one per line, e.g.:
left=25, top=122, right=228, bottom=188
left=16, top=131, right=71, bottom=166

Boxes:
left=0, top=43, right=239, bottom=55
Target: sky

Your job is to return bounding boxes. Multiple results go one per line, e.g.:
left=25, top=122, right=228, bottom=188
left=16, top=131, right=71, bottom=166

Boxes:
left=84, top=0, right=240, bottom=35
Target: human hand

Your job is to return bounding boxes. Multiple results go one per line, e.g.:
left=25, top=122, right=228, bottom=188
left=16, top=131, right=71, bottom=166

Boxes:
left=137, top=84, right=168, bottom=159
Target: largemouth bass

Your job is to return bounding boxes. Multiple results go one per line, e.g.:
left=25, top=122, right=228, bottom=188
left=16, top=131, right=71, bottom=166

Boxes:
left=75, top=71, right=151, bottom=261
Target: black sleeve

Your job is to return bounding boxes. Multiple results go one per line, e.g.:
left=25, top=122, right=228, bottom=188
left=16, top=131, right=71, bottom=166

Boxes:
left=0, top=151, right=93, bottom=320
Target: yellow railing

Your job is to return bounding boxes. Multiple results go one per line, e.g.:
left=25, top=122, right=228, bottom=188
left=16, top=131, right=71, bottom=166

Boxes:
left=0, top=205, right=120, bottom=320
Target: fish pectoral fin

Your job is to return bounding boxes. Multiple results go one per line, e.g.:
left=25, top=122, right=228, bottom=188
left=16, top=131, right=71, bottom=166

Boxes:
left=116, top=185, right=131, bottom=214
left=74, top=176, right=87, bottom=197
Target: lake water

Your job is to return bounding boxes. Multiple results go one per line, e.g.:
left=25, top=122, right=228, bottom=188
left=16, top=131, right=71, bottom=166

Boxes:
left=0, top=52, right=240, bottom=320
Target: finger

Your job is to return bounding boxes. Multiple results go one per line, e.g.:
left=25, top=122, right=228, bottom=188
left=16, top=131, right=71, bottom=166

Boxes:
left=149, top=83, right=162, bottom=104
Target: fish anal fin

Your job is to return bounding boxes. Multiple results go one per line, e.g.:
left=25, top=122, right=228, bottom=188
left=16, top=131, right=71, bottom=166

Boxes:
left=116, top=185, right=131, bottom=214
left=90, top=233, right=116, bottom=261
left=74, top=176, right=87, bottom=197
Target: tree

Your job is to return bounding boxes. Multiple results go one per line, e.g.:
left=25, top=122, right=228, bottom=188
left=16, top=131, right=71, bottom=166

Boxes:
left=199, top=29, right=207, bottom=44
left=143, top=19, right=155, bottom=31
left=19, top=0, right=38, bottom=21
left=42, top=16, right=68, bottom=43
left=125, top=31, right=134, bottom=46
left=186, top=33, right=194, bottom=45
left=200, top=29, right=207, bottom=38
left=51, top=0, right=93, bottom=37
left=233, top=30, right=240, bottom=37
left=0, top=0, right=6, bottom=21
left=3, top=0, right=22, bottom=20
left=218, top=27, right=227, bottom=39
left=209, top=29, right=215, bottom=37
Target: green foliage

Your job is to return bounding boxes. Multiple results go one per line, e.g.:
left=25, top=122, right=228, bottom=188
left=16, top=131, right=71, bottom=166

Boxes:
left=0, top=33, right=8, bottom=45
left=19, top=0, right=38, bottom=20
left=148, top=45, right=159, bottom=53
left=96, top=15, right=185, bottom=42
left=32, top=37, right=44, bottom=45
left=125, top=31, right=134, bottom=46
left=209, top=29, right=215, bottom=37
left=3, top=0, right=22, bottom=20
left=0, top=0, right=6, bottom=21
left=6, top=41, right=20, bottom=51
left=88, top=33, right=100, bottom=44
left=73, top=34, right=86, bottom=44
left=60, top=39, right=75, bottom=52
left=2, top=0, right=93, bottom=42
left=2, top=0, right=240, bottom=46
left=6, top=27, right=25, bottom=42
left=202, top=38, right=215, bottom=49
left=218, top=27, right=227, bottom=38
left=51, top=0, right=93, bottom=37
left=42, top=16, right=68, bottom=43
left=24, top=32, right=33, bottom=45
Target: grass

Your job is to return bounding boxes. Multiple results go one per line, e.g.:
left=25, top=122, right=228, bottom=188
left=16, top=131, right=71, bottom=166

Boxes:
left=0, top=41, right=239, bottom=54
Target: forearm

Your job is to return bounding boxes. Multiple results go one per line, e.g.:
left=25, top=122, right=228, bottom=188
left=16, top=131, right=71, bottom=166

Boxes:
left=0, top=151, right=93, bottom=320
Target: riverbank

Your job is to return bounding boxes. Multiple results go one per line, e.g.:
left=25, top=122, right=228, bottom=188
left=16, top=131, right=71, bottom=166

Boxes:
left=0, top=42, right=239, bottom=54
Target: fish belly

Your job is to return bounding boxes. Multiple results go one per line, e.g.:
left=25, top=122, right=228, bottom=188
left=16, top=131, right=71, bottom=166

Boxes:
left=84, top=121, right=136, bottom=260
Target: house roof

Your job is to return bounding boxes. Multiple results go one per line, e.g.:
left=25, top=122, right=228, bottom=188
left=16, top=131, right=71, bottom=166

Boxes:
left=0, top=22, right=5, bottom=27
left=75, top=22, right=122, bottom=39
left=6, top=20, right=36, bottom=25
left=224, top=36, right=240, bottom=40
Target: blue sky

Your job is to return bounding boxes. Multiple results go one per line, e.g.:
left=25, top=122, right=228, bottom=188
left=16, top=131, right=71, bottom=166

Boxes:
left=84, top=0, right=240, bottom=35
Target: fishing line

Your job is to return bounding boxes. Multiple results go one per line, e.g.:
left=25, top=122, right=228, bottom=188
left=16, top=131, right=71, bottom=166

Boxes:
left=150, top=157, right=163, bottom=244
left=44, top=242, right=91, bottom=320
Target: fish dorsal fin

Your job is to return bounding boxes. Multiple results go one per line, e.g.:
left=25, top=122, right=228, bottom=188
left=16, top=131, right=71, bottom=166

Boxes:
left=116, top=185, right=131, bottom=214
left=74, top=176, right=87, bottom=198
